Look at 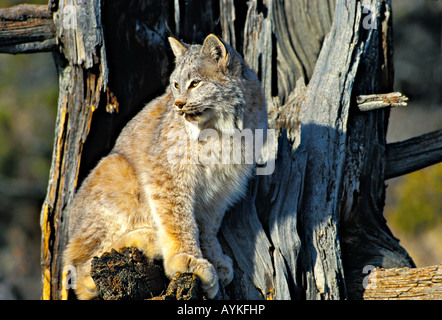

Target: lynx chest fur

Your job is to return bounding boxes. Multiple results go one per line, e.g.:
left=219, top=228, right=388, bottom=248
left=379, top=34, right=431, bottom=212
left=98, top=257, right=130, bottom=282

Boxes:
left=64, top=34, right=267, bottom=299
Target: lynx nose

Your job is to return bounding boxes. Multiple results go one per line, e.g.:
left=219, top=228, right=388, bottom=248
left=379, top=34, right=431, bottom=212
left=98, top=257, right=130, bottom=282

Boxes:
left=174, top=100, right=186, bottom=109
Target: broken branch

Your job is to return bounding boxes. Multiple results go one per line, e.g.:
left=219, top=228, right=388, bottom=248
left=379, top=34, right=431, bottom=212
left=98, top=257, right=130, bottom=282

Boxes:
left=385, top=129, right=442, bottom=180
left=364, top=264, right=442, bottom=300
left=0, top=4, right=56, bottom=54
left=356, top=92, right=408, bottom=111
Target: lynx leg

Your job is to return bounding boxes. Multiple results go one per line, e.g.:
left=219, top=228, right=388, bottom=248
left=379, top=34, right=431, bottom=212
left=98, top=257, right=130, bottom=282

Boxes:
left=148, top=192, right=219, bottom=298
left=73, top=262, right=99, bottom=300
left=200, top=231, right=234, bottom=286
left=63, top=241, right=100, bottom=300
left=197, top=204, right=233, bottom=286
left=158, top=225, right=219, bottom=298
left=165, top=252, right=219, bottom=298
left=64, top=153, right=142, bottom=299
left=111, top=227, right=160, bottom=259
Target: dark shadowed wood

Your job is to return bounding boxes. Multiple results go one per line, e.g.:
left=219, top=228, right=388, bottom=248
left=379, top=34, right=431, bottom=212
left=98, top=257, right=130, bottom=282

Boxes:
left=339, top=0, right=415, bottom=300
left=385, top=129, right=442, bottom=180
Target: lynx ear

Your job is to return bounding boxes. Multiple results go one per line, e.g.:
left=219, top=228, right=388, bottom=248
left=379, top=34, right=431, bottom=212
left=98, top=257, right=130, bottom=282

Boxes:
left=201, top=34, right=227, bottom=62
left=201, top=34, right=241, bottom=75
left=168, top=37, right=187, bottom=60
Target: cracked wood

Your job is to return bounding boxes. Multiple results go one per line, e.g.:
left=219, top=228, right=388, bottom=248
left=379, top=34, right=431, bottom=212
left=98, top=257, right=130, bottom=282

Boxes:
left=0, top=4, right=56, bottom=53
left=364, top=265, right=442, bottom=300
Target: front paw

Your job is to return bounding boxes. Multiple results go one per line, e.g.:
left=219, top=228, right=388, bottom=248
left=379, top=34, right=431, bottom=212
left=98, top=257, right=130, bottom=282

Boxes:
left=165, top=253, right=219, bottom=299
left=214, top=254, right=234, bottom=286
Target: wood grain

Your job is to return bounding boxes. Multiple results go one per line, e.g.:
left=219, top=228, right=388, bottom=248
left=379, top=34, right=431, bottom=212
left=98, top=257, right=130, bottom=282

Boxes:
left=0, top=4, right=56, bottom=53
left=40, top=0, right=109, bottom=300
left=386, top=129, right=442, bottom=179
left=364, top=265, right=442, bottom=300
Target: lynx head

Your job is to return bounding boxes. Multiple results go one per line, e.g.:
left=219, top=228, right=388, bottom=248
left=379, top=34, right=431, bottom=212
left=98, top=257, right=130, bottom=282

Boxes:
left=168, top=34, right=256, bottom=132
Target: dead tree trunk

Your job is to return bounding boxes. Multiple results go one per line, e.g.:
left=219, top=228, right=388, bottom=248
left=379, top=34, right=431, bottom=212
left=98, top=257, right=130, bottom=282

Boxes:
left=1, top=0, right=441, bottom=300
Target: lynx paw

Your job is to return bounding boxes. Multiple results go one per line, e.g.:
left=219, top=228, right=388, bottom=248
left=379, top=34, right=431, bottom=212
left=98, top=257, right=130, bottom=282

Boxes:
left=214, top=254, right=234, bottom=285
left=165, top=253, right=219, bottom=299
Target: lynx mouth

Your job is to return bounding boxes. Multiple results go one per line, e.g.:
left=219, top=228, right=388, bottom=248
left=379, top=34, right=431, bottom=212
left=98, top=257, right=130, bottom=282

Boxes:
left=179, top=108, right=207, bottom=120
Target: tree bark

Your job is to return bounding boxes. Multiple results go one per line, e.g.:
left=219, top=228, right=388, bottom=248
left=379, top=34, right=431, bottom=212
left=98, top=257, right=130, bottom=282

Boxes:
left=218, top=0, right=415, bottom=300
left=385, top=129, right=442, bottom=180
left=0, top=4, right=56, bottom=53
left=339, top=0, right=416, bottom=300
left=363, top=265, right=442, bottom=300
left=91, top=247, right=209, bottom=300
left=356, top=92, right=408, bottom=111
left=90, top=247, right=168, bottom=300
left=40, top=0, right=109, bottom=300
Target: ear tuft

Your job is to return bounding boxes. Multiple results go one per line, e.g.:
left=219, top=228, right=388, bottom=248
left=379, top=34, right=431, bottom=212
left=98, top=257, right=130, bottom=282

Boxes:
left=168, top=37, right=187, bottom=60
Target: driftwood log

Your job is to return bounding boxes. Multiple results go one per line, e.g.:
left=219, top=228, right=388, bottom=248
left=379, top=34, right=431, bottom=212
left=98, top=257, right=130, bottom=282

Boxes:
left=0, top=0, right=441, bottom=300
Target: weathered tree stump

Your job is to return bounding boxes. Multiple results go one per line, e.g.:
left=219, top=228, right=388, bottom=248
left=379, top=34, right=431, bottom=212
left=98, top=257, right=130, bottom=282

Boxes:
left=90, top=247, right=167, bottom=300
left=157, top=273, right=206, bottom=300
left=90, top=247, right=207, bottom=300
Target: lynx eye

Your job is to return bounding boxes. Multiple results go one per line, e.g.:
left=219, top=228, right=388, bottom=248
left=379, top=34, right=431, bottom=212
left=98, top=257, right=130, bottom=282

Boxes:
left=174, top=82, right=179, bottom=89
left=188, top=81, right=200, bottom=89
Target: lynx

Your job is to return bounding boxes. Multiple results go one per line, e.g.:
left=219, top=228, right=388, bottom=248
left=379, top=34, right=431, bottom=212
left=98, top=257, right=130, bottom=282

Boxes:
left=63, top=34, right=267, bottom=299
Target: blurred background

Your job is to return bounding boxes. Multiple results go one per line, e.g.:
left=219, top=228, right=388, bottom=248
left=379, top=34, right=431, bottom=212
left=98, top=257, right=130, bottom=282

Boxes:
left=0, top=0, right=440, bottom=299
left=385, top=0, right=441, bottom=270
